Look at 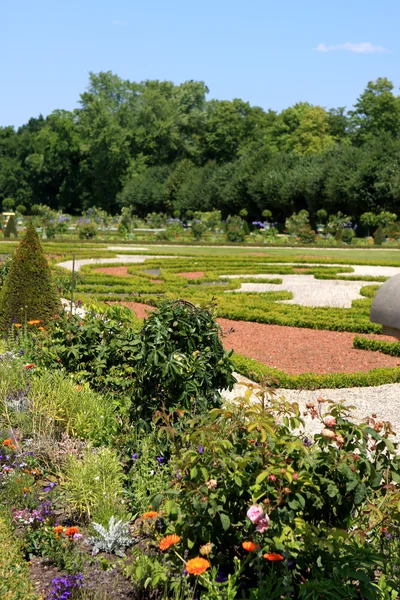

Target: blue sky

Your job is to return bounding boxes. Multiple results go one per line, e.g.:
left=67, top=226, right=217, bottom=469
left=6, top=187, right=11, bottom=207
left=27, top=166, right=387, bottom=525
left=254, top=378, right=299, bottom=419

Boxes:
left=1, top=0, right=399, bottom=127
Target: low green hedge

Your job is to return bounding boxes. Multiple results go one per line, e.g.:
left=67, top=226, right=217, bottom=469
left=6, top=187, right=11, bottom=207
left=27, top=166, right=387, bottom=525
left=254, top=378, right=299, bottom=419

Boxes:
left=0, top=514, right=39, bottom=599
left=353, top=336, right=400, bottom=357
left=231, top=352, right=400, bottom=389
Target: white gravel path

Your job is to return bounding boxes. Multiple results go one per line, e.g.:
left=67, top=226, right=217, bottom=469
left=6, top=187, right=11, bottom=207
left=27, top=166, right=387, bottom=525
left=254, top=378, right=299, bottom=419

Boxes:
left=227, top=275, right=367, bottom=308
left=222, top=374, right=400, bottom=441
left=57, top=254, right=174, bottom=271
left=221, top=263, right=400, bottom=308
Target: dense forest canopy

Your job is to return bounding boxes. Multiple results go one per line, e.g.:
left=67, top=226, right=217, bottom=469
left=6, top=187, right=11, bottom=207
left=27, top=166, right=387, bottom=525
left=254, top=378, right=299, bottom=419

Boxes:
left=1, top=72, right=400, bottom=221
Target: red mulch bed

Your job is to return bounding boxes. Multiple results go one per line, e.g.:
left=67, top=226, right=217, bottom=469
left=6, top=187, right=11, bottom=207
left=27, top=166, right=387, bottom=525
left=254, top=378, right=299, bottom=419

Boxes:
left=94, top=266, right=131, bottom=276
left=176, top=271, right=205, bottom=279
left=112, top=301, right=400, bottom=375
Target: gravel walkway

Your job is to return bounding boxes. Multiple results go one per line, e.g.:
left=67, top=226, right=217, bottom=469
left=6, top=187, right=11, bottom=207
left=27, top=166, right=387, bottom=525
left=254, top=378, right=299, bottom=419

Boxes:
left=57, top=254, right=173, bottom=271
left=222, top=374, right=400, bottom=441
left=221, top=264, right=400, bottom=308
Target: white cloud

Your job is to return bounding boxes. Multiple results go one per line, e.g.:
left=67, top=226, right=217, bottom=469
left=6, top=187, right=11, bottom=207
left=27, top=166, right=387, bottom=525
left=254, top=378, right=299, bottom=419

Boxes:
left=316, top=42, right=388, bottom=54
left=112, top=20, right=128, bottom=26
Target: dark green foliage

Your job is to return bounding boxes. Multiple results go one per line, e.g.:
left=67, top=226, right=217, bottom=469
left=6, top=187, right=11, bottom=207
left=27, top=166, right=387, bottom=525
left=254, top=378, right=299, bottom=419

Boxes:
left=226, top=215, right=246, bottom=242
left=131, top=300, right=236, bottom=420
left=34, top=305, right=141, bottom=394
left=4, top=215, right=17, bottom=238
left=0, top=224, right=61, bottom=330
left=374, top=225, right=386, bottom=245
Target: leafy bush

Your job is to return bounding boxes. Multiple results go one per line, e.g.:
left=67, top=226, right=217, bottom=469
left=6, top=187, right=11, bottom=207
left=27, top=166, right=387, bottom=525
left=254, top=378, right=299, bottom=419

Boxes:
left=0, top=223, right=61, bottom=331
left=143, top=390, right=400, bottom=598
left=131, top=300, right=236, bottom=421
left=226, top=215, right=247, bottom=242
left=34, top=304, right=141, bottom=395
left=77, top=221, right=98, bottom=239
left=191, top=219, right=207, bottom=240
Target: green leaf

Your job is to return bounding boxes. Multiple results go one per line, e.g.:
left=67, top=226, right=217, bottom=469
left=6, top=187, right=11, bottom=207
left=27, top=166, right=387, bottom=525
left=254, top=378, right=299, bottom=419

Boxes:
left=219, top=513, right=231, bottom=531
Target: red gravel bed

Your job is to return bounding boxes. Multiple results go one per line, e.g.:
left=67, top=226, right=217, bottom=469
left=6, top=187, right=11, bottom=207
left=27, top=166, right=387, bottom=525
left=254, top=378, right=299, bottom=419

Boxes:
left=176, top=271, right=205, bottom=279
left=95, top=266, right=130, bottom=276
left=112, top=301, right=400, bottom=375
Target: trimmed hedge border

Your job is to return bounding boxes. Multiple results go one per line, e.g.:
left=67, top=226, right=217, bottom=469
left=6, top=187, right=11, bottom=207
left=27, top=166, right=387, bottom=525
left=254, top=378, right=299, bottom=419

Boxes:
left=0, top=514, right=39, bottom=599
left=353, top=336, right=400, bottom=357
left=231, top=353, right=400, bottom=390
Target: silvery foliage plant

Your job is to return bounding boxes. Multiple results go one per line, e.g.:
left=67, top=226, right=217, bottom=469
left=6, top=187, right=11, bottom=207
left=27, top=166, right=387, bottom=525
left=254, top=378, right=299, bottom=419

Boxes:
left=87, top=516, right=134, bottom=557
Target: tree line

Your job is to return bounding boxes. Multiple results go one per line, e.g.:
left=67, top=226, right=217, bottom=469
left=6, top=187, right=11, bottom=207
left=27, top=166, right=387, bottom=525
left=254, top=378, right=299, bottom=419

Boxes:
left=1, top=72, right=400, bottom=222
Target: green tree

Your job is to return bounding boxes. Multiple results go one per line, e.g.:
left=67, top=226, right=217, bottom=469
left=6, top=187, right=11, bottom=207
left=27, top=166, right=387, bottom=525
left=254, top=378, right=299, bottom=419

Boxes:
left=0, top=223, right=61, bottom=330
left=350, top=78, right=400, bottom=142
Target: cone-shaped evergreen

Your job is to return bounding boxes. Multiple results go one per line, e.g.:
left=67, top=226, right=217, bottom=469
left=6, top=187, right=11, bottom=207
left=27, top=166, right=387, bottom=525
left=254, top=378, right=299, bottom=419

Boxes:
left=4, top=215, right=18, bottom=238
left=0, top=223, right=62, bottom=330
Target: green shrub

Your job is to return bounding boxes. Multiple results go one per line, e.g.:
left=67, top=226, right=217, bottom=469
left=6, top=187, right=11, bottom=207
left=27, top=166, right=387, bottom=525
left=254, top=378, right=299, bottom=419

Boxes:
left=232, top=352, right=400, bottom=389
left=353, top=336, right=400, bottom=357
left=374, top=225, right=386, bottom=246
left=226, top=215, right=246, bottom=242
left=139, top=392, right=400, bottom=598
left=78, top=221, right=98, bottom=239
left=0, top=514, right=39, bottom=599
left=0, top=223, right=61, bottom=331
left=4, top=214, right=18, bottom=238
left=131, top=300, right=236, bottom=421
left=34, top=304, right=141, bottom=395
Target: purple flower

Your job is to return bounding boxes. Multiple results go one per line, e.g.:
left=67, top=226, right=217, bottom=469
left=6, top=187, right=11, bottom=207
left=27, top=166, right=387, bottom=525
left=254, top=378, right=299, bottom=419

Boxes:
left=247, top=504, right=264, bottom=524
left=198, top=446, right=204, bottom=454
left=156, top=456, right=164, bottom=464
left=303, top=437, right=313, bottom=447
left=215, top=571, right=228, bottom=583
left=131, top=453, right=138, bottom=461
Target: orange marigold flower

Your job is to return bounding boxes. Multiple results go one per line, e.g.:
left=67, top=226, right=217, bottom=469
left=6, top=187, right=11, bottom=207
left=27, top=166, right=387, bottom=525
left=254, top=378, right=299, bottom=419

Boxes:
left=53, top=526, right=63, bottom=534
left=142, top=511, right=158, bottom=519
left=30, top=469, right=40, bottom=476
left=64, top=526, right=79, bottom=538
left=242, top=541, right=259, bottom=552
left=186, top=557, right=210, bottom=576
left=76, top=385, right=83, bottom=392
left=38, top=326, right=45, bottom=331
left=2, top=439, right=12, bottom=446
left=27, top=320, right=40, bottom=325
left=23, top=487, right=30, bottom=494
left=9, top=444, right=16, bottom=450
left=263, top=552, right=284, bottom=561
left=14, top=323, right=22, bottom=328
left=25, top=363, right=35, bottom=369
left=159, top=534, right=181, bottom=551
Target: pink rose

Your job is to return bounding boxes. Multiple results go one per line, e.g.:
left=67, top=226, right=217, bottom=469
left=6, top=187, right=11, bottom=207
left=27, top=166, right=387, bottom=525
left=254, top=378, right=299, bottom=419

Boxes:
left=269, top=474, right=276, bottom=482
left=247, top=504, right=264, bottom=524
left=256, top=516, right=270, bottom=533
left=323, top=416, right=336, bottom=427
left=321, top=428, right=336, bottom=440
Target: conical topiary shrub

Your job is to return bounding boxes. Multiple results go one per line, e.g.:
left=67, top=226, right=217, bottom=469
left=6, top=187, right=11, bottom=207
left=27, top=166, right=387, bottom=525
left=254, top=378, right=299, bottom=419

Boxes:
left=0, top=223, right=62, bottom=331
left=4, top=215, right=18, bottom=238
